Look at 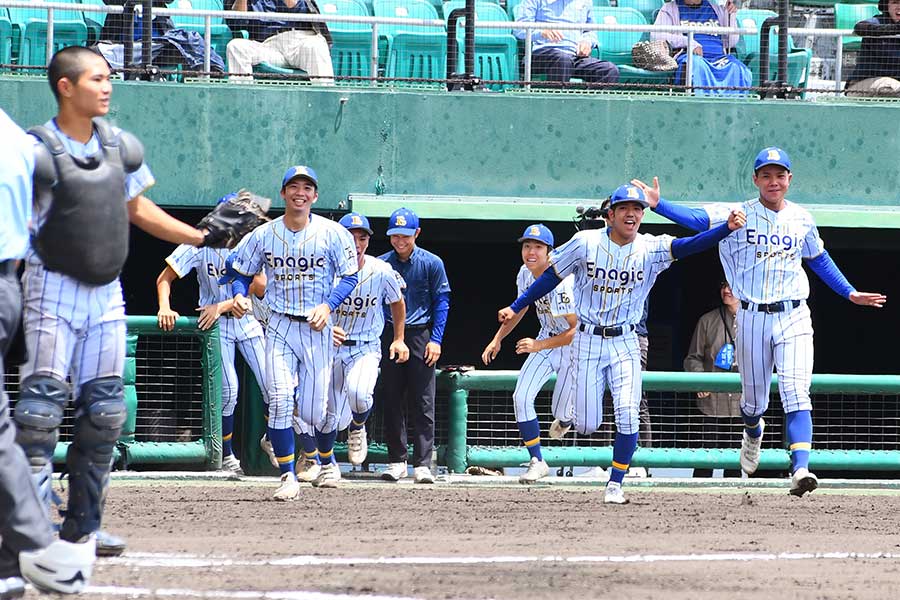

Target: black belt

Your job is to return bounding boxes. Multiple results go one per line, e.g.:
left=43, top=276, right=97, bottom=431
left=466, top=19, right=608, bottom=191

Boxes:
left=578, top=323, right=635, bottom=338
left=0, top=260, right=16, bottom=276
left=284, top=314, right=308, bottom=322
left=342, top=339, right=357, bottom=346
left=740, top=300, right=801, bottom=313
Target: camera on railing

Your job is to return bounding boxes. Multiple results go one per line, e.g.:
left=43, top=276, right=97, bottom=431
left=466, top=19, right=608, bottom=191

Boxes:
left=573, top=200, right=610, bottom=232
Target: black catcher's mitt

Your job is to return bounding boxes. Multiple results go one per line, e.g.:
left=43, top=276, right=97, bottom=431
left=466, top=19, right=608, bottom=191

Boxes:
left=198, top=189, right=271, bottom=248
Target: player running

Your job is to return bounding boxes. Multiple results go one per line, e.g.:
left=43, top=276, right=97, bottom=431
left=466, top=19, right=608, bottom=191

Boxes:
left=499, top=184, right=746, bottom=504
left=632, top=147, right=886, bottom=496
left=482, top=224, right=577, bottom=484
left=311, top=212, right=409, bottom=488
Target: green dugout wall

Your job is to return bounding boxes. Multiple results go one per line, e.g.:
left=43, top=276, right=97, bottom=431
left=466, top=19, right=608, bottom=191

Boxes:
left=1, top=79, right=898, bottom=227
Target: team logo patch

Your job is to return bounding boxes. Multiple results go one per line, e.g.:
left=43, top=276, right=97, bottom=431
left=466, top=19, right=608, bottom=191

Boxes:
left=351, top=215, right=362, bottom=226
left=626, top=186, right=639, bottom=199
left=529, top=226, right=540, bottom=236
left=395, top=215, right=407, bottom=227
left=767, top=149, right=781, bottom=160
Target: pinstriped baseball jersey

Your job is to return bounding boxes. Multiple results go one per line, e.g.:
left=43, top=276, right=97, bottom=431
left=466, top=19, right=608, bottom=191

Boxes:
left=516, top=266, right=575, bottom=337
left=165, top=244, right=265, bottom=340
left=332, top=255, right=405, bottom=342
left=230, top=215, right=358, bottom=315
left=550, top=229, right=676, bottom=326
left=705, top=200, right=825, bottom=305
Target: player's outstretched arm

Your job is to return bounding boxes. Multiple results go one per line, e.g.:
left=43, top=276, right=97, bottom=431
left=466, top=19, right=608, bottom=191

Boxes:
left=483, top=307, right=528, bottom=365
left=156, top=266, right=180, bottom=331
left=805, top=251, right=887, bottom=307
left=129, top=195, right=206, bottom=246
left=631, top=177, right=710, bottom=231
left=499, top=269, right=564, bottom=323
left=671, top=210, right=745, bottom=260
left=849, top=291, right=887, bottom=307
left=388, top=300, right=410, bottom=363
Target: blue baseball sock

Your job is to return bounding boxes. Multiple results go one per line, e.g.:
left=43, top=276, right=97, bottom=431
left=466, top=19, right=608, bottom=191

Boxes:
left=786, top=410, right=812, bottom=473
left=315, top=428, right=339, bottom=465
left=609, top=432, right=640, bottom=485
left=350, top=408, right=371, bottom=431
left=298, top=432, right=320, bottom=464
left=517, top=419, right=543, bottom=461
left=222, top=414, right=235, bottom=457
left=742, top=412, right=763, bottom=438
left=268, top=427, right=295, bottom=476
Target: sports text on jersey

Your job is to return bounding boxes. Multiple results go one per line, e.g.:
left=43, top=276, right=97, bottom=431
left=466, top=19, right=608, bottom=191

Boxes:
left=206, top=263, right=227, bottom=278
left=335, top=294, right=379, bottom=319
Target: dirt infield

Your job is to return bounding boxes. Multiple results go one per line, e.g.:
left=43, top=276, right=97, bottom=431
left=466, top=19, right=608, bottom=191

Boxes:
left=75, top=478, right=900, bottom=599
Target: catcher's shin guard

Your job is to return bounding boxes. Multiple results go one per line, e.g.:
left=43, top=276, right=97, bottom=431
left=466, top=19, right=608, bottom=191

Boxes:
left=13, top=375, right=69, bottom=516
left=60, top=377, right=126, bottom=542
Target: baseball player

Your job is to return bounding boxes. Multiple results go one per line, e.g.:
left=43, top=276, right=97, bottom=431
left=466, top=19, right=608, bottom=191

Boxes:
left=310, top=212, right=409, bottom=488
left=0, top=107, right=96, bottom=599
left=223, top=165, right=359, bottom=501
left=155, top=195, right=270, bottom=476
left=633, top=147, right=886, bottom=496
left=15, top=47, right=231, bottom=557
left=499, top=184, right=746, bottom=504
left=482, top=224, right=577, bottom=484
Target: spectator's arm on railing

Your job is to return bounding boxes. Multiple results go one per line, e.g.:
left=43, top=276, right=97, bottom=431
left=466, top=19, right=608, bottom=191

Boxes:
left=853, top=17, right=900, bottom=37
left=513, top=0, right=543, bottom=42
left=651, top=2, right=697, bottom=53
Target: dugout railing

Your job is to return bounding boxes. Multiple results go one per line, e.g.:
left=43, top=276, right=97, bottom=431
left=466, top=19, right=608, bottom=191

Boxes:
left=5, top=315, right=223, bottom=471
left=0, top=0, right=893, bottom=98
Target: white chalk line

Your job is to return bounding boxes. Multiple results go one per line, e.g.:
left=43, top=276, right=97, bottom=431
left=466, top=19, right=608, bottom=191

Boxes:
left=85, top=586, right=416, bottom=599
left=106, top=550, right=900, bottom=569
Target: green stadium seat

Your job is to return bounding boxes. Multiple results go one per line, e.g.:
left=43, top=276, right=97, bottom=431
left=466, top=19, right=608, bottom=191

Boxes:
left=8, top=0, right=88, bottom=65
left=373, top=0, right=445, bottom=74
left=253, top=61, right=309, bottom=78
left=321, top=0, right=375, bottom=81
left=593, top=6, right=646, bottom=64
left=834, top=2, right=880, bottom=52
left=321, top=0, right=372, bottom=31
left=616, top=0, right=662, bottom=26
left=167, top=0, right=234, bottom=59
left=384, top=31, right=446, bottom=84
left=80, top=0, right=107, bottom=45
left=735, top=8, right=811, bottom=94
left=0, top=12, right=12, bottom=68
left=443, top=0, right=517, bottom=87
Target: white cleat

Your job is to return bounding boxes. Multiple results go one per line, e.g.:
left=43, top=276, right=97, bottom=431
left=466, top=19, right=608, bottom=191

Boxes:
left=789, top=467, right=819, bottom=497
left=549, top=419, right=572, bottom=440
left=312, top=463, right=342, bottom=488
left=603, top=481, right=629, bottom=505
left=222, top=454, right=244, bottom=476
left=413, top=466, right=435, bottom=484
left=295, top=458, right=322, bottom=483
left=740, top=417, right=765, bottom=475
left=519, top=457, right=550, bottom=484
left=260, top=435, right=278, bottom=470
left=19, top=537, right=96, bottom=594
left=381, top=462, right=408, bottom=482
left=273, top=472, right=301, bottom=501
left=347, top=427, right=368, bottom=466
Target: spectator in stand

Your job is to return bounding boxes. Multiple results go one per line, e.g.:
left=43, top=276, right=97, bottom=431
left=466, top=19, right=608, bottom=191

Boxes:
left=846, top=0, right=900, bottom=97
left=652, top=0, right=751, bottom=96
left=225, top=0, right=334, bottom=83
left=683, top=280, right=742, bottom=478
left=514, top=0, right=619, bottom=84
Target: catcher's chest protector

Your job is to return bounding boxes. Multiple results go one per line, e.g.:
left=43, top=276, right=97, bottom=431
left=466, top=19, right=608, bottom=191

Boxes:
left=29, top=118, right=141, bottom=286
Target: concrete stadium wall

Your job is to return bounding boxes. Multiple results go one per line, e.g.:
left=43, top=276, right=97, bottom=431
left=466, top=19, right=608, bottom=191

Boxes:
left=1, top=78, right=898, bottom=226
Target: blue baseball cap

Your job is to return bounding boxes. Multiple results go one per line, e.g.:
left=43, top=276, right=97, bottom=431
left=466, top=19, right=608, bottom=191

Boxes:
left=281, top=165, right=319, bottom=189
left=339, top=212, right=373, bottom=235
left=608, top=184, right=649, bottom=209
left=386, top=207, right=419, bottom=236
left=517, top=223, right=554, bottom=247
left=216, top=192, right=238, bottom=205
left=754, top=147, right=792, bottom=172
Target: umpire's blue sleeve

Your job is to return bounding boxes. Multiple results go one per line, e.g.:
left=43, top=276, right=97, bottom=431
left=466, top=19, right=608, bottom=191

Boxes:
left=806, top=251, right=855, bottom=299
left=653, top=198, right=710, bottom=231
left=327, top=273, right=359, bottom=311
left=671, top=222, right=733, bottom=260
left=430, top=292, right=450, bottom=345
left=510, top=269, right=563, bottom=313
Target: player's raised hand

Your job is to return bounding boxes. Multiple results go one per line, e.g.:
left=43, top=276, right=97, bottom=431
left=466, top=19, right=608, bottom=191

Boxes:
left=308, top=303, right=332, bottom=331
left=498, top=306, right=517, bottom=323
left=849, top=291, right=887, bottom=308
left=196, top=303, right=223, bottom=330
left=232, top=294, right=251, bottom=318
left=424, top=341, right=441, bottom=367
left=390, top=339, right=410, bottom=363
left=482, top=339, right=501, bottom=365
left=727, top=209, right=747, bottom=231
left=157, top=308, right=180, bottom=331
left=332, top=325, right=347, bottom=347
left=515, top=337, right=542, bottom=354
left=629, top=177, right=660, bottom=208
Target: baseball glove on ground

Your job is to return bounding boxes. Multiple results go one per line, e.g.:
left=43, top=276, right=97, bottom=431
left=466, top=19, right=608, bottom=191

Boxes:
left=199, top=189, right=271, bottom=248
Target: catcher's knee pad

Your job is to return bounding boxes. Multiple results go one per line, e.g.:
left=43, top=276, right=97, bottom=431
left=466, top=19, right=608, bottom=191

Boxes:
left=61, top=376, right=126, bottom=542
left=14, top=375, right=68, bottom=465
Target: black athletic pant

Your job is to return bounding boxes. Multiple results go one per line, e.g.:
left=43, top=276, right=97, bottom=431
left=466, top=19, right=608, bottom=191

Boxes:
left=380, top=325, right=435, bottom=468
